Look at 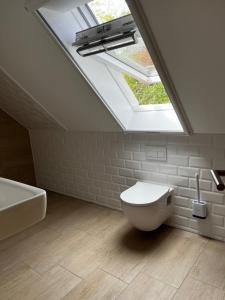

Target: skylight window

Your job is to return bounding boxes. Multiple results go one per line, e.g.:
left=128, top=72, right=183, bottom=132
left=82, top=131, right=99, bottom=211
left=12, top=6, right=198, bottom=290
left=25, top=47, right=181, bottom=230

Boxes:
left=88, top=0, right=170, bottom=106
left=89, top=0, right=130, bottom=23
left=34, top=0, right=184, bottom=132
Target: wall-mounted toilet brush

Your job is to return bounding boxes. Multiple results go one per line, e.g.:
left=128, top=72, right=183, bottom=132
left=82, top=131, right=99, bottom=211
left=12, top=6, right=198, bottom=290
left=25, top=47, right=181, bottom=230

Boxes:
left=192, top=173, right=207, bottom=219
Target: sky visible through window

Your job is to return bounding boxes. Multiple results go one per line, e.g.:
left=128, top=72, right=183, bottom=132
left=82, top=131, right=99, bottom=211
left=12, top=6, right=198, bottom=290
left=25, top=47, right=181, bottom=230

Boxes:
left=88, top=0, right=170, bottom=106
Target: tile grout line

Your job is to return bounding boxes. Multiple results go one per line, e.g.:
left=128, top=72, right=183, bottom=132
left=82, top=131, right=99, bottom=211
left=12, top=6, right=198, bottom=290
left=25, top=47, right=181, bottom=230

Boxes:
left=59, top=264, right=84, bottom=281
left=98, top=267, right=129, bottom=285
left=171, top=238, right=210, bottom=299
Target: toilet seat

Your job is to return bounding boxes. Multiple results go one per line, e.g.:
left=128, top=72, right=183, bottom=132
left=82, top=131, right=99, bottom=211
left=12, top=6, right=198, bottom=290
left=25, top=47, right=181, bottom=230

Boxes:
left=120, top=181, right=170, bottom=206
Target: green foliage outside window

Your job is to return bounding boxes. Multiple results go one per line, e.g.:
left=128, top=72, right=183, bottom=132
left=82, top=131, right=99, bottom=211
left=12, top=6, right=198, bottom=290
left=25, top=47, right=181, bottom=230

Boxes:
left=123, top=73, right=170, bottom=105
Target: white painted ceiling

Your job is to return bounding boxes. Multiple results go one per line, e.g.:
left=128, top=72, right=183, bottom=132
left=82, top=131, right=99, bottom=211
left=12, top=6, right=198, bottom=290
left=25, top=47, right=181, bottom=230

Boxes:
left=0, top=67, right=63, bottom=129
left=0, top=0, right=120, bottom=131
left=128, top=0, right=225, bottom=134
left=0, top=0, right=225, bottom=133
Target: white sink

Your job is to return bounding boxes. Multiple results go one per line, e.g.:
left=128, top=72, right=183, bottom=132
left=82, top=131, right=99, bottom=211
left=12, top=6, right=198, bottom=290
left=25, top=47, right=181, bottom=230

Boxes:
left=0, top=177, right=47, bottom=240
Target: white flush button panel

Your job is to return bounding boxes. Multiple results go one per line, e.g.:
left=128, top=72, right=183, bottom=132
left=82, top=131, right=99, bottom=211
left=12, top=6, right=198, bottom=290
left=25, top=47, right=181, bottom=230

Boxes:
left=145, top=145, right=167, bottom=161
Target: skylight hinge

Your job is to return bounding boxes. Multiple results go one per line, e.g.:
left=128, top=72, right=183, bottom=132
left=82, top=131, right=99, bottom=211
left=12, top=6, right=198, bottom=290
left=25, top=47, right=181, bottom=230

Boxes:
left=72, top=14, right=138, bottom=57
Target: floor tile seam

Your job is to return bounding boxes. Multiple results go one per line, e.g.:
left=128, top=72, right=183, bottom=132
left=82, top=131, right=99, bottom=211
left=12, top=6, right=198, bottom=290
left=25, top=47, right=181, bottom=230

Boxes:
left=98, top=267, right=129, bottom=285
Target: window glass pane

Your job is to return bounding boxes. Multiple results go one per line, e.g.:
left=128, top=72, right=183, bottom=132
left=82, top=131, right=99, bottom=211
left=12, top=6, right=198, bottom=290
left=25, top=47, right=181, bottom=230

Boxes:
left=88, top=0, right=130, bottom=23
left=88, top=0, right=158, bottom=77
left=123, top=73, right=170, bottom=105
left=88, top=0, right=170, bottom=106
left=109, top=32, right=157, bottom=77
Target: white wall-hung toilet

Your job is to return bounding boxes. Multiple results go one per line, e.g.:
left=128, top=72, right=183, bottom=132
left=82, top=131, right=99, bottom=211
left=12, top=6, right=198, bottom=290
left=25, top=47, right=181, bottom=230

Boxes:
left=120, top=181, right=174, bottom=231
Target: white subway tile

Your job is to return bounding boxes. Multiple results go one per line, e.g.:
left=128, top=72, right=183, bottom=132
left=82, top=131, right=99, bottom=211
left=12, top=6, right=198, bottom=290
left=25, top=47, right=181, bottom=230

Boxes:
left=159, top=164, right=177, bottom=175
left=101, top=189, right=113, bottom=197
left=134, top=170, right=153, bottom=181
left=213, top=158, right=225, bottom=169
left=213, top=135, right=225, bottom=146
left=110, top=159, right=125, bottom=168
left=168, top=175, right=189, bottom=187
left=189, top=134, right=212, bottom=145
left=104, top=182, right=120, bottom=192
left=176, top=145, right=199, bottom=156
left=119, top=168, right=133, bottom=177
left=125, top=160, right=140, bottom=170
left=200, top=191, right=224, bottom=204
left=212, top=226, right=225, bottom=238
left=200, top=169, right=212, bottom=180
left=211, top=215, right=224, bottom=227
left=178, top=187, right=196, bottom=199
left=166, top=145, right=177, bottom=155
left=141, top=162, right=159, bottom=172
left=112, top=176, right=126, bottom=185
left=132, top=152, right=146, bottom=161
left=168, top=215, right=189, bottom=227
left=198, top=146, right=224, bottom=159
left=119, top=185, right=129, bottom=193
left=105, top=166, right=119, bottom=175
left=189, top=157, right=212, bottom=168
left=168, top=155, right=189, bottom=166
left=126, top=178, right=137, bottom=187
left=124, top=143, right=140, bottom=152
left=117, top=151, right=132, bottom=160
left=174, top=206, right=192, bottom=218
left=189, top=219, right=198, bottom=230
left=213, top=204, right=225, bottom=216
left=189, top=178, right=212, bottom=191
left=178, top=167, right=199, bottom=178
left=151, top=173, right=167, bottom=184
left=173, top=196, right=190, bottom=208
left=168, top=136, right=189, bottom=145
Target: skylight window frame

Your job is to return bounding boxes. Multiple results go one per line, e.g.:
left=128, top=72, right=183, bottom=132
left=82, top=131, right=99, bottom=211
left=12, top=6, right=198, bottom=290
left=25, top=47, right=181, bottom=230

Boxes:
left=35, top=2, right=188, bottom=133
left=76, top=6, right=155, bottom=82
left=76, top=4, right=171, bottom=111
left=83, top=4, right=160, bottom=82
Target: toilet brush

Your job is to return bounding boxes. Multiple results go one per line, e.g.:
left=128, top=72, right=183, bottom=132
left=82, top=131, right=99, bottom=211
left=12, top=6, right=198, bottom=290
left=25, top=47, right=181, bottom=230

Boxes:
left=192, top=173, right=207, bottom=219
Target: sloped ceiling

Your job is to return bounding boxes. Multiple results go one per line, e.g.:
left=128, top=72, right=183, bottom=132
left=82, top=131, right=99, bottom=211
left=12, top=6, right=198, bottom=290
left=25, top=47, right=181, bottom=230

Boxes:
left=0, top=0, right=120, bottom=132
left=128, top=0, right=225, bottom=134
left=0, top=67, right=63, bottom=129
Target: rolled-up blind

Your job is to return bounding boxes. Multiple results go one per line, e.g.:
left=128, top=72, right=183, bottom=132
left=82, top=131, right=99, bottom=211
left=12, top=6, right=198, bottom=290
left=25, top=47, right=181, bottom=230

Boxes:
left=24, top=0, right=91, bottom=12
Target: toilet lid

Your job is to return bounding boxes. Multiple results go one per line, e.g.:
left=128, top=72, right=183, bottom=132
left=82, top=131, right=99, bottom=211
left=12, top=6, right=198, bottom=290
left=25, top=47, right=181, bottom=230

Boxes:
left=120, top=181, right=170, bottom=206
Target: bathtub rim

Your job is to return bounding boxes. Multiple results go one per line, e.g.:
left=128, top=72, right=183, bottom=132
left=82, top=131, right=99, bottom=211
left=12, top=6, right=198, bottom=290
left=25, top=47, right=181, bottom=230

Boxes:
left=0, top=177, right=46, bottom=212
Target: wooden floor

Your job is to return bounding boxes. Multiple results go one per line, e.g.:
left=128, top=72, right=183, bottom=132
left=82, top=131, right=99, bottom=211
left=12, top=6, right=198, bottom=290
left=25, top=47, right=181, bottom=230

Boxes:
left=1, top=192, right=225, bottom=299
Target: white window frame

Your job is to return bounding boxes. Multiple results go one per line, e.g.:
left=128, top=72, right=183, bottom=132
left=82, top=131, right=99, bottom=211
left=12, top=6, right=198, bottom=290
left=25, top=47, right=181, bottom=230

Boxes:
left=37, top=5, right=184, bottom=133
left=76, top=4, right=170, bottom=112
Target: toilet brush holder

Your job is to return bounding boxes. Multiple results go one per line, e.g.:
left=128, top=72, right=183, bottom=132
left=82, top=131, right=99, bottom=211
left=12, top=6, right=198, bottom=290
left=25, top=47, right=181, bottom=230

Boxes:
left=192, top=200, right=207, bottom=219
left=192, top=173, right=207, bottom=219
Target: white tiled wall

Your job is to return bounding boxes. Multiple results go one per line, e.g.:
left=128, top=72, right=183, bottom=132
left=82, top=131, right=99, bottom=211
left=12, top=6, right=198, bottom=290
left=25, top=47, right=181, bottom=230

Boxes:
left=30, top=130, right=225, bottom=241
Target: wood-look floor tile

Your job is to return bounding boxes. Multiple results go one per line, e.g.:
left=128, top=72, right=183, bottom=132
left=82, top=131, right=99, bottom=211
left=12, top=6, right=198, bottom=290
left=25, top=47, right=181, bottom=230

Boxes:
left=173, top=276, right=225, bottom=300
left=0, top=227, right=59, bottom=271
left=101, top=245, right=147, bottom=284
left=14, top=265, right=81, bottom=300
left=62, top=269, right=127, bottom=300
left=190, top=239, right=225, bottom=289
left=23, top=228, right=88, bottom=274
left=1, top=192, right=223, bottom=300
left=142, top=229, right=207, bottom=288
left=117, top=272, right=177, bottom=300
left=48, top=204, right=104, bottom=233
left=0, top=262, right=40, bottom=299
left=100, top=225, right=163, bottom=283
left=60, top=235, right=103, bottom=278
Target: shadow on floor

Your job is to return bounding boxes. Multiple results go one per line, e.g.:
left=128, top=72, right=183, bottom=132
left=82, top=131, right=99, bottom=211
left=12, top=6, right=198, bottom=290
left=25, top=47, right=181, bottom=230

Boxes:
left=119, top=224, right=173, bottom=254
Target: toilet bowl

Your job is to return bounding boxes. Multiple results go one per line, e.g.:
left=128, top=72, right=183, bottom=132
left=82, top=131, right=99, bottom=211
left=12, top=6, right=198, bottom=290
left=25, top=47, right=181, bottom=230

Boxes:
left=120, top=181, right=173, bottom=231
